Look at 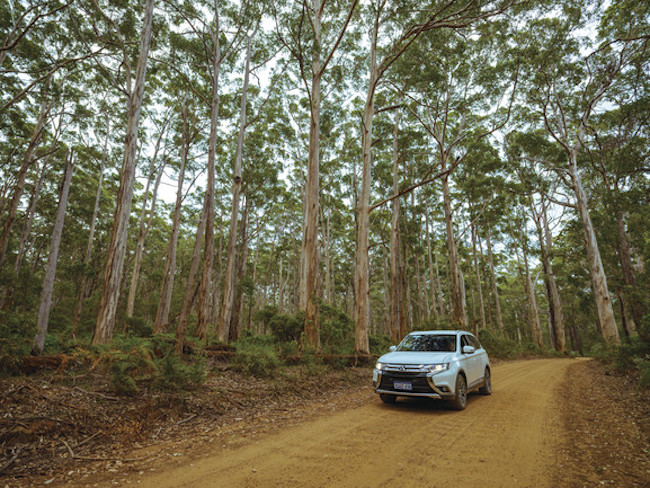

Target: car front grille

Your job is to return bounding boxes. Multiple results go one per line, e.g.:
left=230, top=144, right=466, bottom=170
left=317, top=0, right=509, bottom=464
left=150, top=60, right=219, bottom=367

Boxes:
left=379, top=372, right=436, bottom=394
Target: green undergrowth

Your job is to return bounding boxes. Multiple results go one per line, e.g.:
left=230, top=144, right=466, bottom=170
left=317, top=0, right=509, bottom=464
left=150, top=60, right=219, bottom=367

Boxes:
left=478, top=329, right=562, bottom=360
left=84, top=335, right=206, bottom=395
left=588, top=315, right=650, bottom=390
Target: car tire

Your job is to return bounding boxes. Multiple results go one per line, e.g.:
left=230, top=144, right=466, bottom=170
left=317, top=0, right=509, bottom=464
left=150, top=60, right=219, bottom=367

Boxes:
left=379, top=394, right=396, bottom=404
left=450, top=374, right=467, bottom=410
left=479, top=368, right=492, bottom=395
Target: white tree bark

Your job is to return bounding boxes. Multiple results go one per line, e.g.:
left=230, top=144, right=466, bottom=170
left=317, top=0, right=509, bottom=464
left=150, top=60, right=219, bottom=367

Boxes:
left=33, top=152, right=74, bottom=354
left=153, top=105, right=189, bottom=334
left=485, top=226, right=504, bottom=334
left=196, top=2, right=221, bottom=340
left=569, top=151, right=620, bottom=344
left=93, top=0, right=156, bottom=344
left=0, top=94, right=52, bottom=269
left=389, top=108, right=403, bottom=342
left=220, top=34, right=251, bottom=342
left=470, top=222, right=487, bottom=332
left=442, top=173, right=467, bottom=329
left=126, top=118, right=168, bottom=318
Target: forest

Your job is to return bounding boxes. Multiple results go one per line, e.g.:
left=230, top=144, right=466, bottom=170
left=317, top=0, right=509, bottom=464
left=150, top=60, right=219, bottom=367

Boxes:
left=0, top=0, right=649, bottom=382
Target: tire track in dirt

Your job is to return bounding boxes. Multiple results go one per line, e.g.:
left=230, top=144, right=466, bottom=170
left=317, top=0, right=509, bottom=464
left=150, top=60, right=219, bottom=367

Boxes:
left=134, top=358, right=575, bottom=488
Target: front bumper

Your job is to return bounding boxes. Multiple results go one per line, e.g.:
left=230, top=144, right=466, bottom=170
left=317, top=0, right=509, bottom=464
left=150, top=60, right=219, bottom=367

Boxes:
left=373, top=366, right=456, bottom=399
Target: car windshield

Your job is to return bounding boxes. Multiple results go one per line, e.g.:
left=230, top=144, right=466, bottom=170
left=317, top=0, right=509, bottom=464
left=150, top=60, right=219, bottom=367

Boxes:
left=396, top=334, right=457, bottom=352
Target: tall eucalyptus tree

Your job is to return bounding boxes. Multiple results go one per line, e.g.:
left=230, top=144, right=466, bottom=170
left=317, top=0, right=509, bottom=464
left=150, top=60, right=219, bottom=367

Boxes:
left=521, top=2, right=649, bottom=344
left=92, top=0, right=157, bottom=345
left=273, top=0, right=360, bottom=348
left=354, top=0, right=514, bottom=353
left=33, top=150, right=73, bottom=353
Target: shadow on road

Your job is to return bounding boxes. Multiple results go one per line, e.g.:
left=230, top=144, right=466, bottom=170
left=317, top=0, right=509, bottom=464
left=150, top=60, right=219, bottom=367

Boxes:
left=374, top=394, right=489, bottom=413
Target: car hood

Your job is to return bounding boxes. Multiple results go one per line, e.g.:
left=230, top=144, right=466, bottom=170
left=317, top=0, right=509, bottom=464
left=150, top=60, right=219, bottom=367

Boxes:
left=377, top=351, right=454, bottom=365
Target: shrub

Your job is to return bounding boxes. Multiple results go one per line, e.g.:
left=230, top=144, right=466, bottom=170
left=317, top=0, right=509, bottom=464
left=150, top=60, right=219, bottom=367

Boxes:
left=106, top=346, right=156, bottom=395
left=233, top=341, right=281, bottom=378
left=0, top=311, right=36, bottom=357
left=588, top=341, right=617, bottom=364
left=369, top=334, right=392, bottom=355
left=153, top=354, right=206, bottom=391
left=478, top=329, right=520, bottom=359
left=252, top=305, right=278, bottom=334
left=319, top=305, right=354, bottom=354
left=268, top=313, right=303, bottom=343
left=126, top=316, right=153, bottom=337
left=92, top=336, right=206, bottom=394
left=613, top=314, right=650, bottom=389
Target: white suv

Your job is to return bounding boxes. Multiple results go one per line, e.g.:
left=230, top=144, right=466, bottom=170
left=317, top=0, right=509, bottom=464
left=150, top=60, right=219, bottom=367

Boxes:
left=373, top=330, right=491, bottom=410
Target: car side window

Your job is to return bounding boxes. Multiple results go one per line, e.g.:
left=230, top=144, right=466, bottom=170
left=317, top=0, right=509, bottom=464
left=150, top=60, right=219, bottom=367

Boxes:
left=461, top=335, right=470, bottom=349
left=469, top=336, right=481, bottom=350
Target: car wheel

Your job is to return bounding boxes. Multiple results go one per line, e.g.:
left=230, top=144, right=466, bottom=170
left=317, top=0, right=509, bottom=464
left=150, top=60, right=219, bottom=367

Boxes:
left=380, top=394, right=396, bottom=404
left=450, top=374, right=467, bottom=410
left=479, top=368, right=492, bottom=395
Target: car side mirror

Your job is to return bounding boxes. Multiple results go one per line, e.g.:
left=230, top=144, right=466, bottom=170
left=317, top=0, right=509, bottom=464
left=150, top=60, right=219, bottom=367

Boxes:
left=389, top=345, right=397, bottom=352
left=462, top=345, right=476, bottom=354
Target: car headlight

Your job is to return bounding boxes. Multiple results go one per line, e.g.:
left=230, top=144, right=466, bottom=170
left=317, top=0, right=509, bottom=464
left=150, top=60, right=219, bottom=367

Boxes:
left=375, top=362, right=384, bottom=371
left=425, top=363, right=449, bottom=374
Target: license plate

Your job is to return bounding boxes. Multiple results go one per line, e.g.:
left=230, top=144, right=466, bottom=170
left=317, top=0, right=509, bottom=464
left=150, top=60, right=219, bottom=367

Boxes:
left=394, top=381, right=412, bottom=391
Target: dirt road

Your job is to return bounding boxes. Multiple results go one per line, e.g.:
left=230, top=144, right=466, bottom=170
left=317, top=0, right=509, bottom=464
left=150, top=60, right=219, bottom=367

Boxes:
left=136, top=358, right=574, bottom=488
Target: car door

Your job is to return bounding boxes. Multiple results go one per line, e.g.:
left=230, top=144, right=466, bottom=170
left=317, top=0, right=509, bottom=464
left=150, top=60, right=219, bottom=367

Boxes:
left=460, top=334, right=480, bottom=387
left=469, top=335, right=488, bottom=374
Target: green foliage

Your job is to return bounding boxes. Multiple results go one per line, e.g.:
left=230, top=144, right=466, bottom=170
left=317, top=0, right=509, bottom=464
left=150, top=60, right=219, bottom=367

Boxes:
left=232, top=339, right=282, bottom=378
left=0, top=311, right=36, bottom=357
left=369, top=334, right=392, bottom=355
left=479, top=329, right=519, bottom=359
left=105, top=345, right=157, bottom=395
left=634, top=357, right=650, bottom=390
left=478, top=329, right=556, bottom=359
left=252, top=305, right=278, bottom=333
left=86, top=336, right=206, bottom=395
left=0, top=354, right=24, bottom=376
left=319, top=304, right=354, bottom=354
left=612, top=315, right=650, bottom=389
left=153, top=353, right=206, bottom=391
left=268, top=312, right=304, bottom=343
left=126, top=316, right=153, bottom=338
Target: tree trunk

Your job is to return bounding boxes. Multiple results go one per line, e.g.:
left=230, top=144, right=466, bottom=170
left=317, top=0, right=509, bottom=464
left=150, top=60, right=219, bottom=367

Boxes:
left=485, top=226, right=504, bottom=334
left=477, top=232, right=493, bottom=330
left=533, top=197, right=565, bottom=352
left=196, top=3, right=221, bottom=341
left=229, top=196, right=250, bottom=343
left=32, top=152, right=74, bottom=354
left=323, top=210, right=332, bottom=305
left=424, top=201, right=440, bottom=323
left=153, top=105, right=189, bottom=334
left=72, top=152, right=105, bottom=332
left=175, top=198, right=208, bottom=355
left=382, top=255, right=391, bottom=335
left=0, top=94, right=52, bottom=269
left=568, top=152, right=620, bottom=344
left=522, top=239, right=543, bottom=347
left=434, top=251, right=446, bottom=322
left=442, top=173, right=467, bottom=328
left=389, top=108, right=403, bottom=343
left=470, top=222, right=487, bottom=332
left=615, top=209, right=640, bottom=334
left=220, top=34, right=251, bottom=343
left=301, top=0, right=323, bottom=349
left=93, top=0, right=156, bottom=345
left=510, top=219, right=543, bottom=348
left=126, top=120, right=168, bottom=318
left=354, top=54, right=377, bottom=354
left=14, top=154, right=50, bottom=274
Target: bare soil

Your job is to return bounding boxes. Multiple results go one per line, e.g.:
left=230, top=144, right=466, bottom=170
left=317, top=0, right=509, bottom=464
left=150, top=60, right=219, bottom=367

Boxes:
left=1, top=358, right=648, bottom=487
